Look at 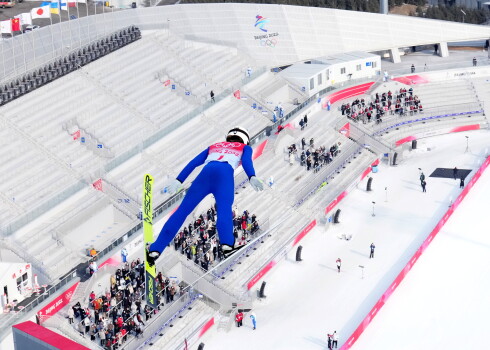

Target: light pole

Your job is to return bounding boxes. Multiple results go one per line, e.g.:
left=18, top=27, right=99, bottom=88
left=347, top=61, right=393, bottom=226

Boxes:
left=371, top=201, right=376, bottom=217
left=359, top=265, right=365, bottom=279
left=385, top=187, right=388, bottom=202
left=461, top=9, right=466, bottom=23
left=465, top=136, right=470, bottom=153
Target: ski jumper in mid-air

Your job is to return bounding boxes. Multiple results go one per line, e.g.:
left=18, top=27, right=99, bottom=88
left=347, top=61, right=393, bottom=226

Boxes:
left=147, top=127, right=264, bottom=265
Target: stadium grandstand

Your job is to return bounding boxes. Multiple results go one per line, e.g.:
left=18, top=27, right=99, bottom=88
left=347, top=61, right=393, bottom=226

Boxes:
left=0, top=3, right=489, bottom=350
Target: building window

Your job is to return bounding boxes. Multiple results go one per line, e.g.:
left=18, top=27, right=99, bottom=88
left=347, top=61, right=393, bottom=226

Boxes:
left=317, top=73, right=322, bottom=85
left=340, top=67, right=346, bottom=74
left=356, top=64, right=361, bottom=71
left=310, top=78, right=314, bottom=90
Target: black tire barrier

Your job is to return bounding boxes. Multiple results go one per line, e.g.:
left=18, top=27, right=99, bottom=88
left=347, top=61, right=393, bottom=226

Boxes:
left=259, top=281, right=267, bottom=298
left=197, top=343, right=205, bottom=350
left=296, top=245, right=303, bottom=262
left=412, top=140, right=417, bottom=149
left=334, top=209, right=341, bottom=224
left=392, top=152, right=398, bottom=166
left=367, top=177, right=373, bottom=191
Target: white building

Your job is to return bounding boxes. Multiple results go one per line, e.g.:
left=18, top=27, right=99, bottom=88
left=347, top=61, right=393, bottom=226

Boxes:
left=280, top=52, right=381, bottom=97
left=0, top=262, right=33, bottom=310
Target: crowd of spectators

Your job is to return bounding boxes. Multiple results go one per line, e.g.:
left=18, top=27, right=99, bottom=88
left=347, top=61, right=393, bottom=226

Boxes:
left=172, top=205, right=260, bottom=271
left=340, top=88, right=423, bottom=124
left=287, top=137, right=342, bottom=173
left=68, top=259, right=183, bottom=349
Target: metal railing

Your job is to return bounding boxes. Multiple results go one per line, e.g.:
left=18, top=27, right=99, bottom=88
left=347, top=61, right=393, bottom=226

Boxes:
left=293, top=143, right=365, bottom=208
left=0, top=270, right=78, bottom=340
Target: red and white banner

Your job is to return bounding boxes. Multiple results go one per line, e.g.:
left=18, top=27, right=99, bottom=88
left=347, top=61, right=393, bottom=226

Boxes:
left=37, top=282, right=79, bottom=323
left=325, top=159, right=380, bottom=215
left=233, top=90, right=241, bottom=99
left=198, top=317, right=214, bottom=337
left=322, top=82, right=374, bottom=108
left=395, top=124, right=481, bottom=147
left=341, top=155, right=490, bottom=350
left=252, top=140, right=268, bottom=160
left=163, top=79, right=170, bottom=86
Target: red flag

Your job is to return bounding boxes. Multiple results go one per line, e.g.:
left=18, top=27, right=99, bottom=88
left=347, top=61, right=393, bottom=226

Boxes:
left=11, top=18, right=21, bottom=32
left=72, top=130, right=81, bottom=140
left=93, top=179, right=103, bottom=192
left=233, top=90, right=241, bottom=99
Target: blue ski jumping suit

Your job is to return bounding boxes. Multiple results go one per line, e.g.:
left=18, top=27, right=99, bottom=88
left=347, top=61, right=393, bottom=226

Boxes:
left=150, top=141, right=256, bottom=254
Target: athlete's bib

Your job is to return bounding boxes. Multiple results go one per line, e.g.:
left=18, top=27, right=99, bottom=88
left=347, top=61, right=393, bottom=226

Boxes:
left=205, top=142, right=245, bottom=170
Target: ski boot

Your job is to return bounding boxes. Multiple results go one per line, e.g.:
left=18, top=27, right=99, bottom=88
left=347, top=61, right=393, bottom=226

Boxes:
left=146, top=243, right=160, bottom=267
left=221, top=240, right=247, bottom=259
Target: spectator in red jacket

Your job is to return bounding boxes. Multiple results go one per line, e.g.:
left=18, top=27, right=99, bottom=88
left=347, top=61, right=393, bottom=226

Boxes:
left=89, top=291, right=95, bottom=303
left=235, top=311, right=243, bottom=327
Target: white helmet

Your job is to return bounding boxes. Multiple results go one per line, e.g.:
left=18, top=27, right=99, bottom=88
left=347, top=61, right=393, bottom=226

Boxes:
left=226, top=126, right=250, bottom=145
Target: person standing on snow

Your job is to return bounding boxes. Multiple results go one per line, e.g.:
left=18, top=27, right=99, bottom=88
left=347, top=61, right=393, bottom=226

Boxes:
left=147, top=127, right=264, bottom=265
left=332, top=331, right=339, bottom=348
left=336, top=258, right=341, bottom=273
left=235, top=311, right=243, bottom=327
left=460, top=178, right=465, bottom=189
left=250, top=313, right=257, bottom=330
left=327, top=333, right=333, bottom=349
left=369, top=243, right=375, bottom=258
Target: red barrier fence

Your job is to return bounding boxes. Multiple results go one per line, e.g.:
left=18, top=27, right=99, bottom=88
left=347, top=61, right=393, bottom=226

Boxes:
left=37, top=282, right=79, bottom=323
left=323, top=82, right=375, bottom=108
left=246, top=219, right=317, bottom=290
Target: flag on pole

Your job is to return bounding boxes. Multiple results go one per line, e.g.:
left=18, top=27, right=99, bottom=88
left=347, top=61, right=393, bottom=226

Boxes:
left=11, top=18, right=21, bottom=32
left=0, top=20, right=12, bottom=34
left=61, top=1, right=76, bottom=10
left=49, top=1, right=61, bottom=14
left=17, top=13, right=33, bottom=25
left=31, top=5, right=51, bottom=19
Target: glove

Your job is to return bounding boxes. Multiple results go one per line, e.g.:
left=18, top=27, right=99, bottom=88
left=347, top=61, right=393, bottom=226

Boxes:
left=165, top=179, right=183, bottom=195
left=249, top=176, right=264, bottom=192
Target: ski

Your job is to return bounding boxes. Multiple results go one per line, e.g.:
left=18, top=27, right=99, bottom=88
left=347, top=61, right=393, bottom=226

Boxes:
left=143, top=174, right=158, bottom=309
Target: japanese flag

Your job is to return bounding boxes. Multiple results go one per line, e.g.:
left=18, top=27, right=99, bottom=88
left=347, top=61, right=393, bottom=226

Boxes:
left=0, top=20, right=12, bottom=34
left=31, top=5, right=51, bottom=19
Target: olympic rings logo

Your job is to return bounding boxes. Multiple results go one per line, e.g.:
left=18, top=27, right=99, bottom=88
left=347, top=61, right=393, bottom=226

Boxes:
left=260, top=38, right=278, bottom=48
left=213, top=142, right=243, bottom=148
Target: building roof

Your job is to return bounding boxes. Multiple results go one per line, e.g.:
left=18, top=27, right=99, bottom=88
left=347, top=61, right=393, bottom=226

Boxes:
left=312, top=51, right=379, bottom=66
left=155, top=4, right=490, bottom=66
left=280, top=63, right=327, bottom=79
